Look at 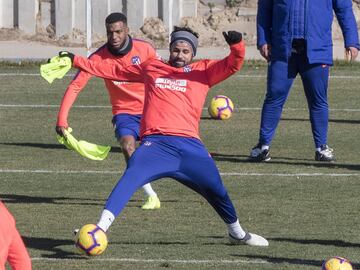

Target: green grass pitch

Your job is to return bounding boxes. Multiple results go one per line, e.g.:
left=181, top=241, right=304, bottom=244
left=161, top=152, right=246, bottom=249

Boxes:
left=0, top=61, right=359, bottom=270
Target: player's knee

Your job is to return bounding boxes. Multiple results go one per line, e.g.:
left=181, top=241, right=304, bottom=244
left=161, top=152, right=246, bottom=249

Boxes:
left=266, top=88, right=287, bottom=101
left=203, top=186, right=227, bottom=199
left=120, top=141, right=136, bottom=157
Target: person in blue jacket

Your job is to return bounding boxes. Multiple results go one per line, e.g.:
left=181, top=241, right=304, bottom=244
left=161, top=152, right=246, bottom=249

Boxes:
left=250, top=0, right=359, bottom=162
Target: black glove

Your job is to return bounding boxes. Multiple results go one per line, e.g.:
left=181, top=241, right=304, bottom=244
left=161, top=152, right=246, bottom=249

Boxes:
left=222, top=31, right=242, bottom=45
left=59, top=51, right=75, bottom=63
left=55, top=126, right=67, bottom=137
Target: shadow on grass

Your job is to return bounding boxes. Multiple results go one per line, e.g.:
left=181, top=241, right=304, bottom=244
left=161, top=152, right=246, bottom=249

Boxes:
left=210, top=153, right=250, bottom=163
left=233, top=254, right=323, bottom=268
left=270, top=237, right=360, bottom=248
left=210, top=152, right=360, bottom=171
left=0, top=193, right=179, bottom=209
left=1, top=142, right=122, bottom=153
left=281, top=117, right=360, bottom=125
left=200, top=116, right=216, bottom=120
left=0, top=194, right=105, bottom=206
left=232, top=237, right=360, bottom=268
left=23, top=235, right=83, bottom=259
left=233, top=254, right=360, bottom=269
left=110, top=240, right=189, bottom=245
left=24, top=236, right=189, bottom=258
left=202, top=116, right=360, bottom=124
left=199, top=235, right=225, bottom=240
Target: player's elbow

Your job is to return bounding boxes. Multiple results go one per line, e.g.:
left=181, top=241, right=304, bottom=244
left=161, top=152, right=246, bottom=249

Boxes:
left=228, top=60, right=245, bottom=73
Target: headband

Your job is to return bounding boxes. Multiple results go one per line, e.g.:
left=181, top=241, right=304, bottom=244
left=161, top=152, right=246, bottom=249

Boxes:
left=170, top=30, right=198, bottom=56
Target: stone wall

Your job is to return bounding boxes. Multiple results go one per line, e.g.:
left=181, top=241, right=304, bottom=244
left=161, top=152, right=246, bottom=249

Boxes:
left=0, top=0, right=197, bottom=40
left=1, top=0, right=360, bottom=48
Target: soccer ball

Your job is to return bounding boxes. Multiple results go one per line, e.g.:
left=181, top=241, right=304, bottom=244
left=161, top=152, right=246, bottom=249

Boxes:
left=208, top=95, right=234, bottom=120
left=75, top=224, right=108, bottom=256
left=322, top=257, right=353, bottom=270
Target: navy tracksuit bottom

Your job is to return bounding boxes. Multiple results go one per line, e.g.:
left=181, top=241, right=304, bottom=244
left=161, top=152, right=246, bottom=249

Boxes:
left=105, top=135, right=238, bottom=224
left=259, top=50, right=330, bottom=148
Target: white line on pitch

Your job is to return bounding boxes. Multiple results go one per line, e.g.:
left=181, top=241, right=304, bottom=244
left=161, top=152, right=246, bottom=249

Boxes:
left=0, top=73, right=43, bottom=76
left=0, top=169, right=359, bottom=177
left=0, top=73, right=74, bottom=76
left=0, top=73, right=359, bottom=79
left=0, top=104, right=109, bottom=108
left=235, top=74, right=360, bottom=79
left=31, top=257, right=268, bottom=265
left=236, top=107, right=360, bottom=112
left=1, top=104, right=360, bottom=112
left=223, top=173, right=360, bottom=177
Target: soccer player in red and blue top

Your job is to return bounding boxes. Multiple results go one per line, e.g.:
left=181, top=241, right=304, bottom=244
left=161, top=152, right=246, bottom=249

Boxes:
left=55, top=13, right=161, bottom=210
left=62, top=26, right=269, bottom=246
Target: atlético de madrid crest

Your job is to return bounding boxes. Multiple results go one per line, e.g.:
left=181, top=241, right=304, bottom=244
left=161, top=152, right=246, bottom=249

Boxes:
left=183, top=65, right=192, bottom=72
left=131, top=56, right=141, bottom=65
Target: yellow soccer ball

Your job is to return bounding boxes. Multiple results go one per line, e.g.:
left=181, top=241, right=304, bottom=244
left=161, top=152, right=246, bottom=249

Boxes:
left=75, top=224, right=108, bottom=256
left=208, top=95, right=234, bottom=120
left=322, top=257, right=353, bottom=270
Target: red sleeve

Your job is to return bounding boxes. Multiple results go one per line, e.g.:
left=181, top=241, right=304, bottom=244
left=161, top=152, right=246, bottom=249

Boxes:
left=73, top=56, right=145, bottom=83
left=0, top=203, right=31, bottom=270
left=56, top=71, right=92, bottom=127
left=56, top=52, right=103, bottom=127
left=204, top=41, right=245, bottom=87
left=7, top=230, right=32, bottom=270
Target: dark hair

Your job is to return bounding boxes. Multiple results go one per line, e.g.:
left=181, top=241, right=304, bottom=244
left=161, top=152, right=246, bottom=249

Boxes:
left=172, top=26, right=199, bottom=38
left=105, top=12, right=127, bottom=24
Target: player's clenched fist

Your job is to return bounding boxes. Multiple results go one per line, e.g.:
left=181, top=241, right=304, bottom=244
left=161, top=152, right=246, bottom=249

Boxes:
left=55, top=126, right=67, bottom=137
left=59, top=51, right=75, bottom=63
left=222, top=31, right=242, bottom=45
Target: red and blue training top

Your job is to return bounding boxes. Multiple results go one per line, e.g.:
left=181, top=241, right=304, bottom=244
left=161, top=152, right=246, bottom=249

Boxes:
left=57, top=39, right=157, bottom=127
left=73, top=41, right=245, bottom=140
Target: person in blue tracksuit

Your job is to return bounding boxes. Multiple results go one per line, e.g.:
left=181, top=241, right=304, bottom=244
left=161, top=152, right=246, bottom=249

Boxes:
left=250, top=0, right=359, bottom=162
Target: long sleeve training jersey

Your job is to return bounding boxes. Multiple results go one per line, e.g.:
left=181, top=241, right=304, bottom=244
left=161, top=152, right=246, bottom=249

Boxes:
left=57, top=39, right=157, bottom=127
left=73, top=41, right=245, bottom=140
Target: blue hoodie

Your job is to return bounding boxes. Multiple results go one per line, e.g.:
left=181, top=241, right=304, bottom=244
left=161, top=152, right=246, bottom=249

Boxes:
left=257, top=0, right=360, bottom=64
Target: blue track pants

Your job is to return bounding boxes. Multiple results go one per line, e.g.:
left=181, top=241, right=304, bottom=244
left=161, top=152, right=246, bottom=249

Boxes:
left=105, top=135, right=238, bottom=224
left=259, top=53, right=330, bottom=148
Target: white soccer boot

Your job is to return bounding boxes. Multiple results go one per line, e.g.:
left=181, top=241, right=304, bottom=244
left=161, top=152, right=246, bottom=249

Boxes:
left=229, top=232, right=269, bottom=247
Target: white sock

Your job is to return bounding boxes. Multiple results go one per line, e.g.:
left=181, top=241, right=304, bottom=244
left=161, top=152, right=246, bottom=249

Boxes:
left=316, top=147, right=321, bottom=152
left=261, top=145, right=269, bottom=150
left=97, top=209, right=115, bottom=232
left=142, top=183, right=157, bottom=197
left=227, top=219, right=246, bottom=239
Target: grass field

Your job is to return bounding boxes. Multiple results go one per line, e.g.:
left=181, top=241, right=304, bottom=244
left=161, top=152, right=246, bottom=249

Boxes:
left=0, top=61, right=359, bottom=270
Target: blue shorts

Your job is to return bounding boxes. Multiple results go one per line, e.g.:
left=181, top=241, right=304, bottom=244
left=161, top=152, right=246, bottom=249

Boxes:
left=112, top=113, right=142, bottom=141
left=104, top=135, right=238, bottom=224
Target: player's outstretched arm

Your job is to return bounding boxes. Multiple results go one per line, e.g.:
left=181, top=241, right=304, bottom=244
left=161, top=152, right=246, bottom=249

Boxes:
left=205, top=31, right=245, bottom=87
left=56, top=70, right=94, bottom=136
left=58, top=51, right=144, bottom=83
